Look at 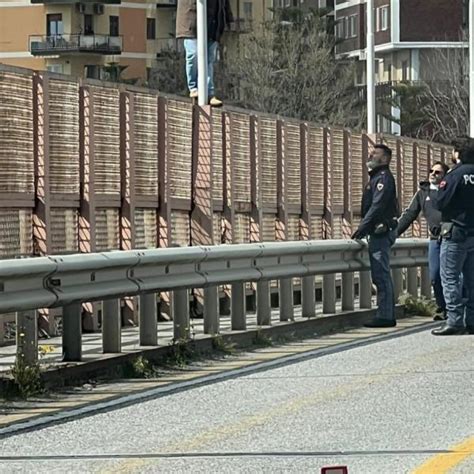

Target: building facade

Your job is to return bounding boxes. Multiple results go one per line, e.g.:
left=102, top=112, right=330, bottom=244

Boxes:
left=0, top=0, right=278, bottom=81
left=334, top=0, right=467, bottom=133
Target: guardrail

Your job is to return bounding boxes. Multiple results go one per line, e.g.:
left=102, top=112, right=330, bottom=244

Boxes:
left=2, top=239, right=429, bottom=366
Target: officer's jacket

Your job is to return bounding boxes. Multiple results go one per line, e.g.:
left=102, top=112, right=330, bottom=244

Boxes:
left=434, top=162, right=474, bottom=229
left=359, top=164, right=398, bottom=237
left=397, top=181, right=442, bottom=238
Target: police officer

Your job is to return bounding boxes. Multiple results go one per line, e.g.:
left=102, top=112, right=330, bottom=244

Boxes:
left=397, top=161, right=449, bottom=320
left=352, top=144, right=399, bottom=328
left=432, top=138, right=474, bottom=335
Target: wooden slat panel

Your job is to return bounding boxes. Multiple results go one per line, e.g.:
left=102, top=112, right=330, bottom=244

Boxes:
left=212, top=110, right=223, bottom=202
left=331, top=128, right=345, bottom=208
left=134, top=92, right=158, bottom=198
left=0, top=209, right=33, bottom=258
left=92, top=86, right=121, bottom=195
left=168, top=100, right=192, bottom=200
left=0, top=71, right=34, bottom=193
left=170, top=210, right=190, bottom=246
left=95, top=208, right=120, bottom=251
left=49, top=78, right=80, bottom=195
left=262, top=214, right=275, bottom=241
left=308, top=126, right=325, bottom=208
left=234, top=213, right=250, bottom=243
left=287, top=214, right=300, bottom=241
left=350, top=133, right=363, bottom=213
left=310, top=216, right=323, bottom=239
left=285, top=122, right=301, bottom=206
left=401, top=140, right=415, bottom=210
left=231, top=113, right=251, bottom=203
left=417, top=142, right=429, bottom=181
left=50, top=208, right=78, bottom=254
left=213, top=212, right=222, bottom=243
left=260, top=118, right=277, bottom=206
left=134, top=208, right=157, bottom=248
left=382, top=136, right=399, bottom=196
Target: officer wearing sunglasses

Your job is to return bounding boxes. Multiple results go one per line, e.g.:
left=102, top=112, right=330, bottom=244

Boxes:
left=397, top=161, right=449, bottom=321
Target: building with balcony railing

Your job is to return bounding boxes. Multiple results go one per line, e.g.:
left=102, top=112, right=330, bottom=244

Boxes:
left=30, top=34, right=122, bottom=56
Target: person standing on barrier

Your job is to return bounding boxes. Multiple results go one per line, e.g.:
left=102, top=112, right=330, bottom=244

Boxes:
left=397, top=161, right=449, bottom=321
left=351, top=144, right=399, bottom=328
left=432, top=138, right=474, bottom=336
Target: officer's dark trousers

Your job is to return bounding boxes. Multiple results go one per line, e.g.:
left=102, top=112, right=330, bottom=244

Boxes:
left=428, top=239, right=446, bottom=311
left=440, top=236, right=474, bottom=330
left=368, top=230, right=396, bottom=321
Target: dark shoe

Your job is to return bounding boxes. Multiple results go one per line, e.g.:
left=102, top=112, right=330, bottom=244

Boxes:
left=431, top=324, right=466, bottom=336
left=364, top=319, right=396, bottom=328
left=466, top=327, right=474, bottom=335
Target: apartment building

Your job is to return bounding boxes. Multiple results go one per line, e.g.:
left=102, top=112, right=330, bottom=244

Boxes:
left=334, top=0, right=467, bottom=133
left=0, top=0, right=278, bottom=81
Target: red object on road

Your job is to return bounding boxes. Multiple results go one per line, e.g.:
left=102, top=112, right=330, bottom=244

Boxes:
left=321, top=467, right=348, bottom=474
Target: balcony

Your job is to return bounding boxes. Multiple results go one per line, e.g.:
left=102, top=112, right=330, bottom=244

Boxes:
left=29, top=34, right=122, bottom=56
left=156, top=0, right=176, bottom=8
left=31, top=1, right=121, bottom=4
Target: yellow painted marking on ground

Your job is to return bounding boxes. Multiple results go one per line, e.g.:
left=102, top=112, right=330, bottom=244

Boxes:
left=104, top=338, right=463, bottom=474
left=412, top=436, right=474, bottom=474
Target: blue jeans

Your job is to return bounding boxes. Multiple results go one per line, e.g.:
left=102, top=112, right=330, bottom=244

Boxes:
left=440, top=235, right=474, bottom=329
left=368, top=230, right=397, bottom=321
left=184, top=39, right=218, bottom=97
left=428, top=239, right=446, bottom=310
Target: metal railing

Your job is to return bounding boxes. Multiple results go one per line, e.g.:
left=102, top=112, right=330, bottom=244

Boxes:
left=29, top=34, right=123, bottom=55
left=2, top=239, right=429, bottom=366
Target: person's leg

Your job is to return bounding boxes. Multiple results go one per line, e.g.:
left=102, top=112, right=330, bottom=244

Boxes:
left=462, top=236, right=474, bottom=331
left=429, top=239, right=446, bottom=311
left=368, top=233, right=395, bottom=321
left=207, top=41, right=218, bottom=97
left=440, top=239, right=466, bottom=329
left=184, top=38, right=198, bottom=94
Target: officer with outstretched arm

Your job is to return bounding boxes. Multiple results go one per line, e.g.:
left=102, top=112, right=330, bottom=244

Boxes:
left=431, top=138, right=474, bottom=336
left=352, top=144, right=399, bottom=328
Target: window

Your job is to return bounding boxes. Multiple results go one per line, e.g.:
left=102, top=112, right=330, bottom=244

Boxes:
left=147, top=18, right=156, bottom=40
left=348, top=14, right=357, bottom=38
left=85, top=65, right=101, bottom=80
left=243, top=2, right=253, bottom=21
left=47, top=64, right=63, bottom=74
left=46, top=14, right=63, bottom=36
left=109, top=16, right=119, bottom=37
left=376, top=5, right=389, bottom=32
left=84, top=14, right=94, bottom=35
left=336, top=17, right=345, bottom=39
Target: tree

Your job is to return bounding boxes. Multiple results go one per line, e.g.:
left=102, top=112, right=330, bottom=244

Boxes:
left=221, top=8, right=364, bottom=128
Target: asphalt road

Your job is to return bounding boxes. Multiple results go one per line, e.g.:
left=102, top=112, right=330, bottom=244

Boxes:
left=0, top=329, right=473, bottom=474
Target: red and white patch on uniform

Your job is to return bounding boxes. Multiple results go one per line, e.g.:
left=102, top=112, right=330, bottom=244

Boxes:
left=440, top=180, right=447, bottom=188
left=377, top=183, right=384, bottom=191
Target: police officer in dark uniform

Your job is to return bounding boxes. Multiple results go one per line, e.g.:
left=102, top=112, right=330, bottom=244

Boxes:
left=352, top=144, right=399, bottom=328
left=432, top=138, right=474, bottom=335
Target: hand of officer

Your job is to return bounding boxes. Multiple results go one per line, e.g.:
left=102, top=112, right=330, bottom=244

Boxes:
left=351, top=230, right=364, bottom=240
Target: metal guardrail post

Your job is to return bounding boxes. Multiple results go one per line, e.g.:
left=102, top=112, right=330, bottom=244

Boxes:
left=392, top=268, right=403, bottom=301
left=139, top=293, right=157, bottom=346
left=257, top=280, right=271, bottom=325
left=102, top=299, right=121, bottom=353
left=420, top=266, right=431, bottom=298
left=279, top=278, right=294, bottom=321
left=62, top=303, right=82, bottom=361
left=407, top=267, right=418, bottom=297
left=16, top=310, right=38, bottom=366
left=231, top=283, right=246, bottom=330
left=301, top=276, right=315, bottom=318
left=359, top=271, right=373, bottom=309
left=204, top=286, right=219, bottom=334
left=173, top=289, right=190, bottom=340
left=341, top=272, right=355, bottom=311
left=323, top=274, right=336, bottom=314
